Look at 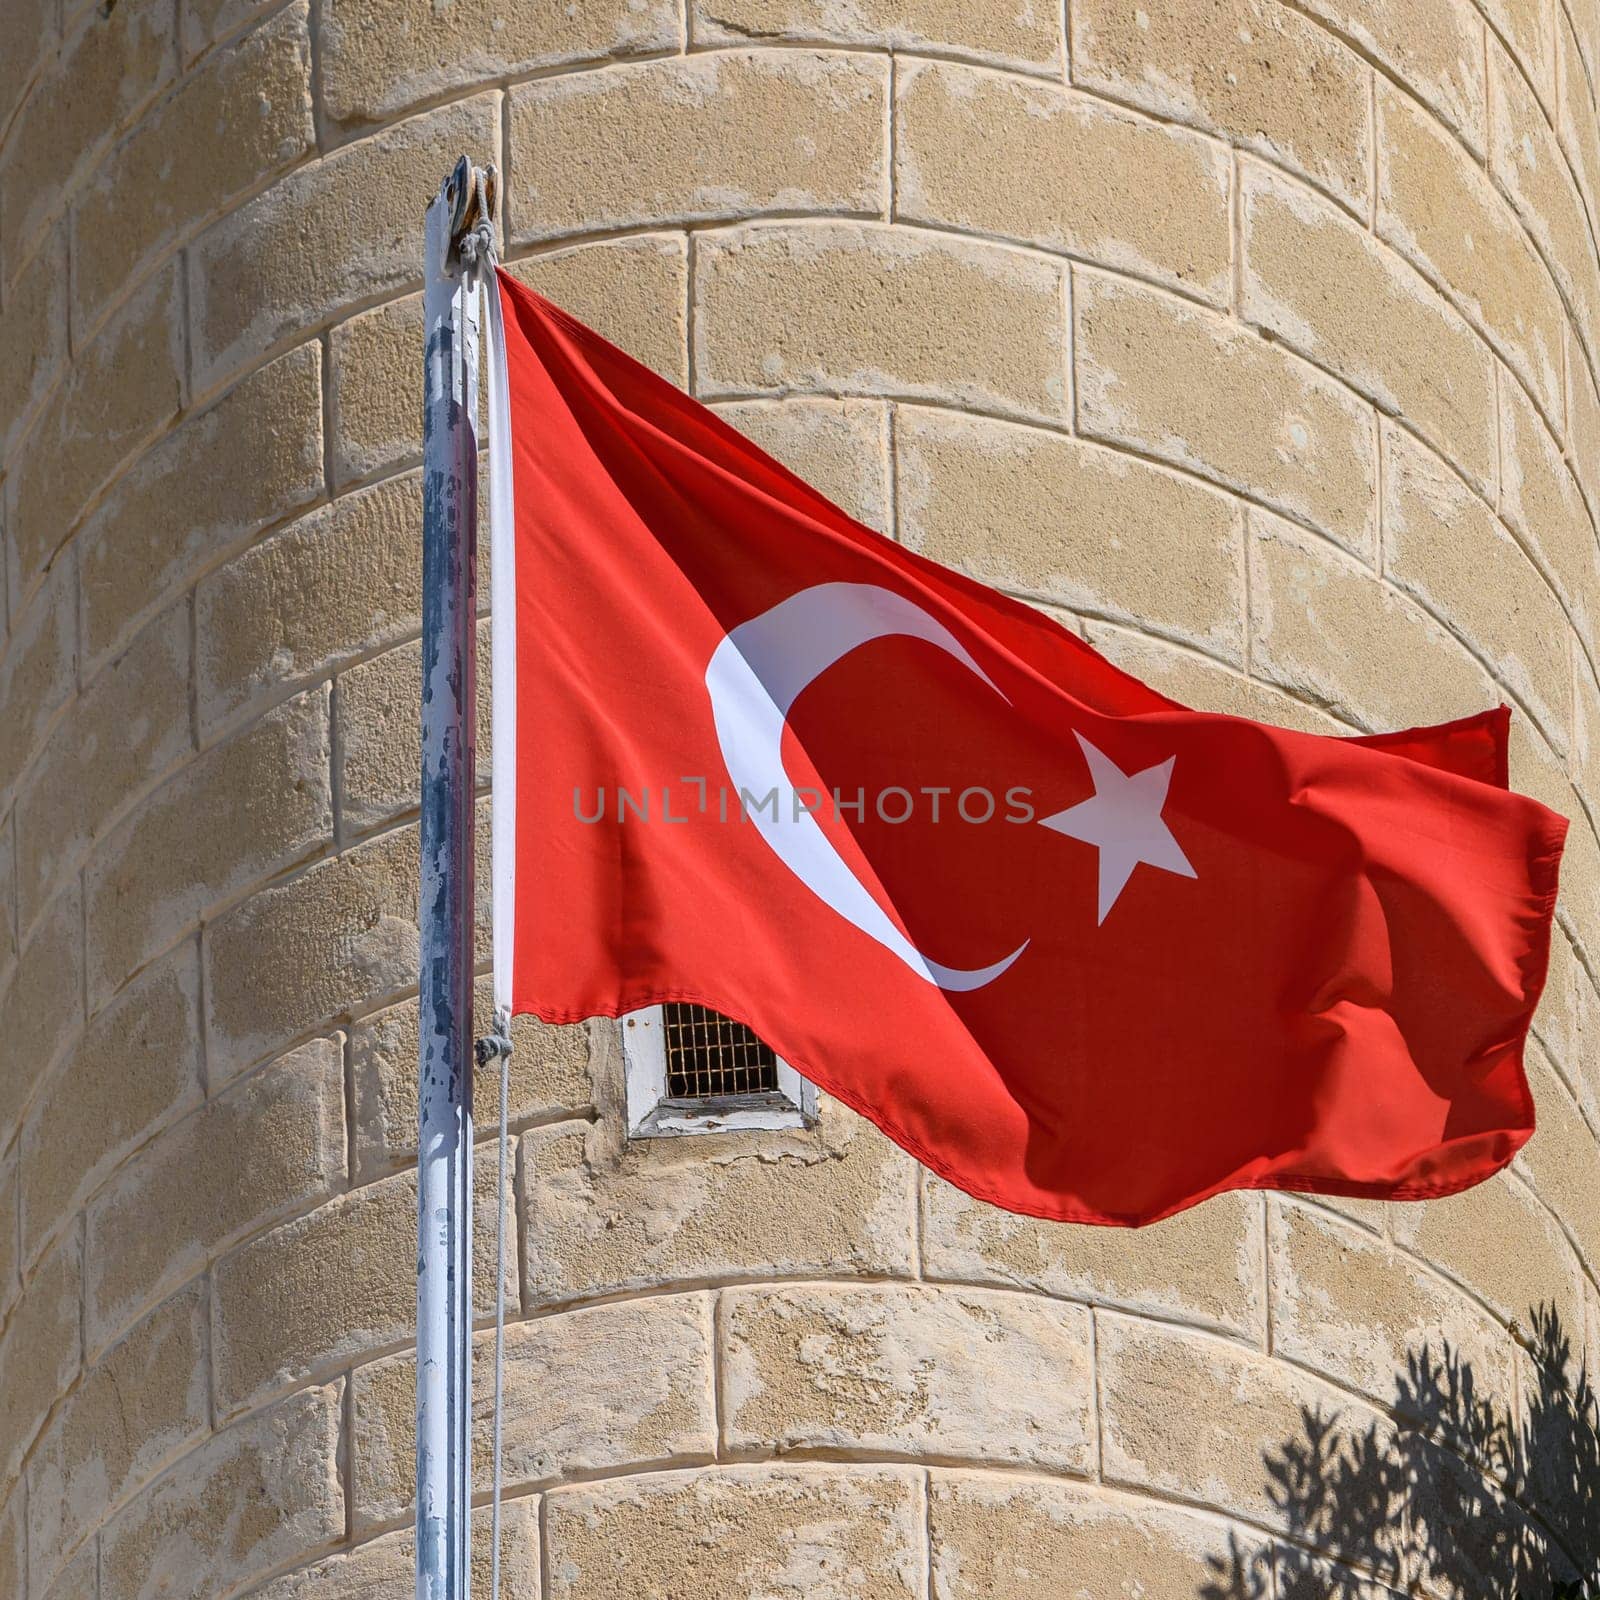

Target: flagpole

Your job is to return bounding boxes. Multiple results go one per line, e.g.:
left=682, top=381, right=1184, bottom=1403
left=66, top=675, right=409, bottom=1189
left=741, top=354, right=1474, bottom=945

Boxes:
left=417, top=156, right=490, bottom=1600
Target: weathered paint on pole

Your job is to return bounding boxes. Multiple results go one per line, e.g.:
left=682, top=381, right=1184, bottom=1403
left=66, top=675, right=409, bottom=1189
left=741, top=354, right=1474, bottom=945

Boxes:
left=417, top=158, right=482, bottom=1600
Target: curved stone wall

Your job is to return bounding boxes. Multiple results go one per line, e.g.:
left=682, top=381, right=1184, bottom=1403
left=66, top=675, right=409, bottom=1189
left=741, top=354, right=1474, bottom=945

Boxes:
left=2, top=0, right=1599, bottom=1594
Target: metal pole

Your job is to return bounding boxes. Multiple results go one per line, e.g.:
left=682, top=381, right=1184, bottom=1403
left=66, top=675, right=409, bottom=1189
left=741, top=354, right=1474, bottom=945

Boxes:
left=417, top=157, right=487, bottom=1600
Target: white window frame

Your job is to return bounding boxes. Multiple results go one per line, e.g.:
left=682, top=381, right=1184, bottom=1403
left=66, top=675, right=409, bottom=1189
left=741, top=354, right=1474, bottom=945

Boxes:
left=621, top=1004, right=818, bottom=1137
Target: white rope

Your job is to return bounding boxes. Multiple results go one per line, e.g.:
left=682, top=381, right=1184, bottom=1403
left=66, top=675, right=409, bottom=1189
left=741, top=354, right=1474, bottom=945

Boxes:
left=457, top=219, right=495, bottom=273
left=469, top=1023, right=511, bottom=1599
left=490, top=1031, right=510, bottom=1600
left=468, top=195, right=514, bottom=1600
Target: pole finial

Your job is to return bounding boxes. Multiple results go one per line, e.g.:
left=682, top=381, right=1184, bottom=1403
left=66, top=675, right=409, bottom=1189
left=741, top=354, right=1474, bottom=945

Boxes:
left=444, top=155, right=499, bottom=270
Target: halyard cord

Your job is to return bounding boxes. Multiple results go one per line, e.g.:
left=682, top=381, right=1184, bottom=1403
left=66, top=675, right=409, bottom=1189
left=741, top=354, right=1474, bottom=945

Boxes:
left=476, top=1026, right=513, bottom=1600
left=469, top=207, right=514, bottom=1600
left=493, top=1038, right=510, bottom=1600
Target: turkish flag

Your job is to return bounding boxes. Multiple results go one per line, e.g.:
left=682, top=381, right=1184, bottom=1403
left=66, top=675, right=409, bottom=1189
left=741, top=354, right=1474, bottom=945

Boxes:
left=487, top=269, right=1565, bottom=1226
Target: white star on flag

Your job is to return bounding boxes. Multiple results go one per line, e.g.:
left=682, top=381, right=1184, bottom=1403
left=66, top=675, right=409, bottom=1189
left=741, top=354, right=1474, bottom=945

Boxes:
left=1040, top=733, right=1197, bottom=924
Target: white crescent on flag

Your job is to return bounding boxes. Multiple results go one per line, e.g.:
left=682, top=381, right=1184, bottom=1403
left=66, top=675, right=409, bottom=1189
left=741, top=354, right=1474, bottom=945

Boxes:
left=704, top=582, right=1030, bottom=992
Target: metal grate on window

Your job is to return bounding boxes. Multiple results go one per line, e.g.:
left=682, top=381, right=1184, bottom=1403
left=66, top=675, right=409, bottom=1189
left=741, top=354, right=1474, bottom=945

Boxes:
left=662, top=1002, right=778, bottom=1099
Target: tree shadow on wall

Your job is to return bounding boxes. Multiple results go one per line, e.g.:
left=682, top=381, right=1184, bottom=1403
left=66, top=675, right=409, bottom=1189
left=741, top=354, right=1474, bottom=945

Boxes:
left=1199, top=1304, right=1600, bottom=1599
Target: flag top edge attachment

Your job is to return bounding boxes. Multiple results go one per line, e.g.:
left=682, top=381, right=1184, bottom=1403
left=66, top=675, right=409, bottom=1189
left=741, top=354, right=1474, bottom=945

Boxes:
left=442, top=154, right=498, bottom=266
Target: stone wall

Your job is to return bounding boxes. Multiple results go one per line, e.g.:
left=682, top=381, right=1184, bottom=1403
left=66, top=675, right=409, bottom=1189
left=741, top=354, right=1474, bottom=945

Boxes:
left=2, top=0, right=1600, bottom=1594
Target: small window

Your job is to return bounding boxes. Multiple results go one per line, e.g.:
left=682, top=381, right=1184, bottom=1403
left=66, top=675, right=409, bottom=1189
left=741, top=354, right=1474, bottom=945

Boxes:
left=622, top=1002, right=817, bottom=1136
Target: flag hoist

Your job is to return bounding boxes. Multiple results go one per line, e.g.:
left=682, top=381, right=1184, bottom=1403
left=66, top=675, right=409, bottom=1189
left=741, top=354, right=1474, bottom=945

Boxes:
left=419, top=153, right=1568, bottom=1597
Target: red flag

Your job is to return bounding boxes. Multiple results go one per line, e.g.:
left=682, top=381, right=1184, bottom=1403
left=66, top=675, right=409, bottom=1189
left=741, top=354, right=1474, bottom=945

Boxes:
left=486, top=269, right=1565, bottom=1226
